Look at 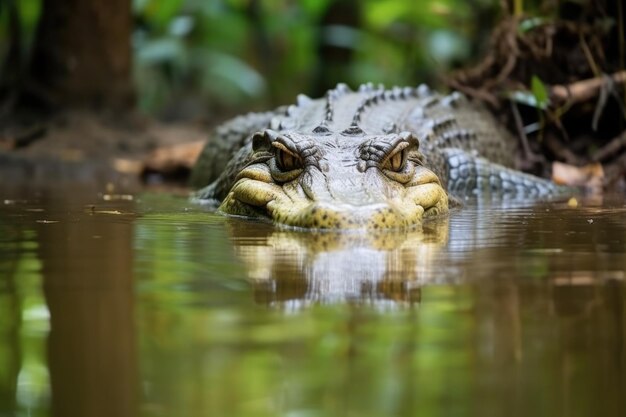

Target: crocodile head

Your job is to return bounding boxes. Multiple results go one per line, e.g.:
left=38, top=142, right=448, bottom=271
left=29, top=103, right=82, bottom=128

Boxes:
left=218, top=128, right=448, bottom=230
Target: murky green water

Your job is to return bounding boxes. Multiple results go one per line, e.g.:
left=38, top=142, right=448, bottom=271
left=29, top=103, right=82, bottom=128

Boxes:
left=1, top=185, right=625, bottom=417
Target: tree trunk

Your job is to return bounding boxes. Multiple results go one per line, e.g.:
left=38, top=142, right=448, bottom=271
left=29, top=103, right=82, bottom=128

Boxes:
left=28, top=0, right=134, bottom=110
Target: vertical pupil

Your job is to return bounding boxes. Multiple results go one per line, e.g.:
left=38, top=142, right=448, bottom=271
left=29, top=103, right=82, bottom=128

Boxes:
left=392, top=152, right=402, bottom=170
left=279, top=150, right=295, bottom=170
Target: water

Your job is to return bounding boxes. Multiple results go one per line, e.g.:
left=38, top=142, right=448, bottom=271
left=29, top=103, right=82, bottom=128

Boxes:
left=1, top=185, right=625, bottom=417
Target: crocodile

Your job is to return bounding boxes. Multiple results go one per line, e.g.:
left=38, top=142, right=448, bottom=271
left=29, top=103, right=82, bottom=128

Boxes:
left=191, top=83, right=561, bottom=229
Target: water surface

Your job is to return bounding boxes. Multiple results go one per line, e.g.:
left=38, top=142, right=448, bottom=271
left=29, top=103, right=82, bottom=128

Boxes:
left=1, top=185, right=625, bottom=417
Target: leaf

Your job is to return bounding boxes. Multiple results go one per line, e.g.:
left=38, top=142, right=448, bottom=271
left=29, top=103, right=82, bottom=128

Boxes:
left=505, top=76, right=550, bottom=110
left=193, top=49, right=267, bottom=98
left=518, top=17, right=548, bottom=33
left=531, top=75, right=550, bottom=109
left=168, top=16, right=195, bottom=37
left=505, top=90, right=542, bottom=108
left=141, top=0, right=184, bottom=30
left=364, top=1, right=411, bottom=30
left=322, top=25, right=362, bottom=49
left=427, top=30, right=470, bottom=64
left=19, top=0, right=42, bottom=33
left=136, top=38, right=185, bottom=65
left=299, top=0, right=333, bottom=18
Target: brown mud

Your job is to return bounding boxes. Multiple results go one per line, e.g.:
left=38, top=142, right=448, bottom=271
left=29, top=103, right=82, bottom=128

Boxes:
left=0, top=110, right=206, bottom=189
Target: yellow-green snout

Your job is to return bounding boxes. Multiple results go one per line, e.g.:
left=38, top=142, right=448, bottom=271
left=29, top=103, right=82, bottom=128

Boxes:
left=218, top=162, right=448, bottom=230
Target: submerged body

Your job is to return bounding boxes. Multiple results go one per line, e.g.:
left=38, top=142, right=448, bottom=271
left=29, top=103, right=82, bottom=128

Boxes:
left=192, top=83, right=559, bottom=229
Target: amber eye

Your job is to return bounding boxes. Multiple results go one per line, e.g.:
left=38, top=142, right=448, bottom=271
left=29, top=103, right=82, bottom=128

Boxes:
left=383, top=149, right=407, bottom=172
left=275, top=148, right=303, bottom=171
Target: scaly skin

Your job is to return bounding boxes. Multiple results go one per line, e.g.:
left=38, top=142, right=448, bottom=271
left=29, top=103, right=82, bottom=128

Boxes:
left=191, top=83, right=562, bottom=230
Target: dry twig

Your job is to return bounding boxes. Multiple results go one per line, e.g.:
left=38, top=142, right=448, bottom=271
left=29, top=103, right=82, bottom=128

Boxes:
left=550, top=70, right=626, bottom=106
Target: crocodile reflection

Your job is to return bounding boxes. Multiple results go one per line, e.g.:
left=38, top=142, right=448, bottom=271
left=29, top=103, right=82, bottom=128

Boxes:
left=226, top=218, right=450, bottom=308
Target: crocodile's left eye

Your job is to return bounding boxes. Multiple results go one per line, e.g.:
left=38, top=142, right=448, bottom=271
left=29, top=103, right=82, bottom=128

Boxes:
left=272, top=142, right=303, bottom=172
left=276, top=148, right=301, bottom=171
left=382, top=145, right=408, bottom=172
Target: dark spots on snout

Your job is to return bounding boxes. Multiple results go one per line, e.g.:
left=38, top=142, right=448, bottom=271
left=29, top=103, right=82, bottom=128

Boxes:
left=367, top=207, right=407, bottom=229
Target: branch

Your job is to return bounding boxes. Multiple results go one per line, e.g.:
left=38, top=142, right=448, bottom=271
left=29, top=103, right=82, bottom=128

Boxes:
left=550, top=71, right=626, bottom=106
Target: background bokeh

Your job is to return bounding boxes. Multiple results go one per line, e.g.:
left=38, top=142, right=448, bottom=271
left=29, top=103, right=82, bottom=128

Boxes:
left=2, top=0, right=511, bottom=118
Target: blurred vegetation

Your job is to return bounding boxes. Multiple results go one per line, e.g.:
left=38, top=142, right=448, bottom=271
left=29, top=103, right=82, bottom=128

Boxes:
left=1, top=0, right=623, bottom=162
left=0, top=225, right=49, bottom=417
left=130, top=0, right=493, bottom=115
left=0, top=0, right=505, bottom=118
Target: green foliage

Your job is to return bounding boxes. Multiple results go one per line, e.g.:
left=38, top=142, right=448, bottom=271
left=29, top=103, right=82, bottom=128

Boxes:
left=505, top=76, right=550, bottom=110
left=517, top=16, right=549, bottom=33
left=530, top=75, right=549, bottom=109
left=0, top=0, right=40, bottom=64
left=0, top=0, right=502, bottom=114
left=0, top=227, right=49, bottom=417
left=132, top=0, right=500, bottom=115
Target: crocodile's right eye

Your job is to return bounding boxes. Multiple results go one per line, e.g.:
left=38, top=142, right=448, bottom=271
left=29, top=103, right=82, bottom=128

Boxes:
left=381, top=142, right=410, bottom=172
left=274, top=145, right=303, bottom=171
left=385, top=148, right=407, bottom=172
